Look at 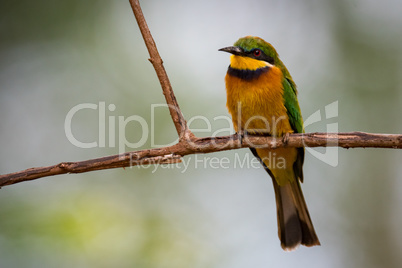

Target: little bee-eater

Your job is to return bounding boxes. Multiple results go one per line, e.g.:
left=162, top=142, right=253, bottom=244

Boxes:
left=220, top=36, right=320, bottom=250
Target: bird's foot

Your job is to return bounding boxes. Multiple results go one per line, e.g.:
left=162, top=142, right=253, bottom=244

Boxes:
left=282, top=132, right=291, bottom=144
left=236, top=130, right=245, bottom=146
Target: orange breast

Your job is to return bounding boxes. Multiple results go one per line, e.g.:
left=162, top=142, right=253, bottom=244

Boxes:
left=225, top=66, right=292, bottom=136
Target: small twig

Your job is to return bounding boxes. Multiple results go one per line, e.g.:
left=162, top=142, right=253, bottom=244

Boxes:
left=1, top=132, right=400, bottom=187
left=129, top=0, right=192, bottom=140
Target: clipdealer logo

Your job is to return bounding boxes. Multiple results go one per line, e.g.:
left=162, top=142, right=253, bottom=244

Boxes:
left=64, top=101, right=339, bottom=170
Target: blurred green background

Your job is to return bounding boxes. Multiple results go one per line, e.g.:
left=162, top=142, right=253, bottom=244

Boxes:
left=1, top=0, right=402, bottom=267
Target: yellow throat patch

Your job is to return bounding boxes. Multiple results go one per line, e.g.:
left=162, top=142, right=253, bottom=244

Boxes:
left=230, top=55, right=271, bottom=70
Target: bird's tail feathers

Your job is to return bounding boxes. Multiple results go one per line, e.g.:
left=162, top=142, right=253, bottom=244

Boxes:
left=272, top=179, right=320, bottom=250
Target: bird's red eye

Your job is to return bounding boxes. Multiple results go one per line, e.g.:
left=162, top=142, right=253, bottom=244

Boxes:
left=253, top=49, right=261, bottom=57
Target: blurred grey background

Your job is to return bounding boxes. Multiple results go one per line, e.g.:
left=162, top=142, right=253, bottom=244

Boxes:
left=1, top=0, right=402, bottom=267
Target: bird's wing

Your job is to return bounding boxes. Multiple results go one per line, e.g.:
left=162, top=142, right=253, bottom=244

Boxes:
left=283, top=77, right=303, bottom=134
left=283, top=77, right=305, bottom=182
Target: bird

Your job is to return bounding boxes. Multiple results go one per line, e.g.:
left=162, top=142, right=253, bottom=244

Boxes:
left=219, top=36, right=320, bottom=250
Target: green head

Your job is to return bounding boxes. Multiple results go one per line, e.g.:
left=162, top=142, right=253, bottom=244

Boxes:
left=234, top=36, right=279, bottom=65
left=219, top=36, right=294, bottom=86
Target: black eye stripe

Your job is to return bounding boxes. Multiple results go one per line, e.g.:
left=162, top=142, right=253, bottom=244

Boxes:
left=246, top=49, right=275, bottom=65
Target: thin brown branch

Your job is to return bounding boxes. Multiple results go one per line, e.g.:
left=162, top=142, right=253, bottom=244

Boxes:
left=0, top=153, right=182, bottom=187
left=129, top=0, right=191, bottom=140
left=1, top=132, right=401, bottom=187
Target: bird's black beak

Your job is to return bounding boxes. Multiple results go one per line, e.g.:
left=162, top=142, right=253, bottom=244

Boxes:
left=219, top=46, right=244, bottom=56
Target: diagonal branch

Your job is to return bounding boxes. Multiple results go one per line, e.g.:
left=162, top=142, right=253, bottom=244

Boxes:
left=129, top=0, right=192, bottom=140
